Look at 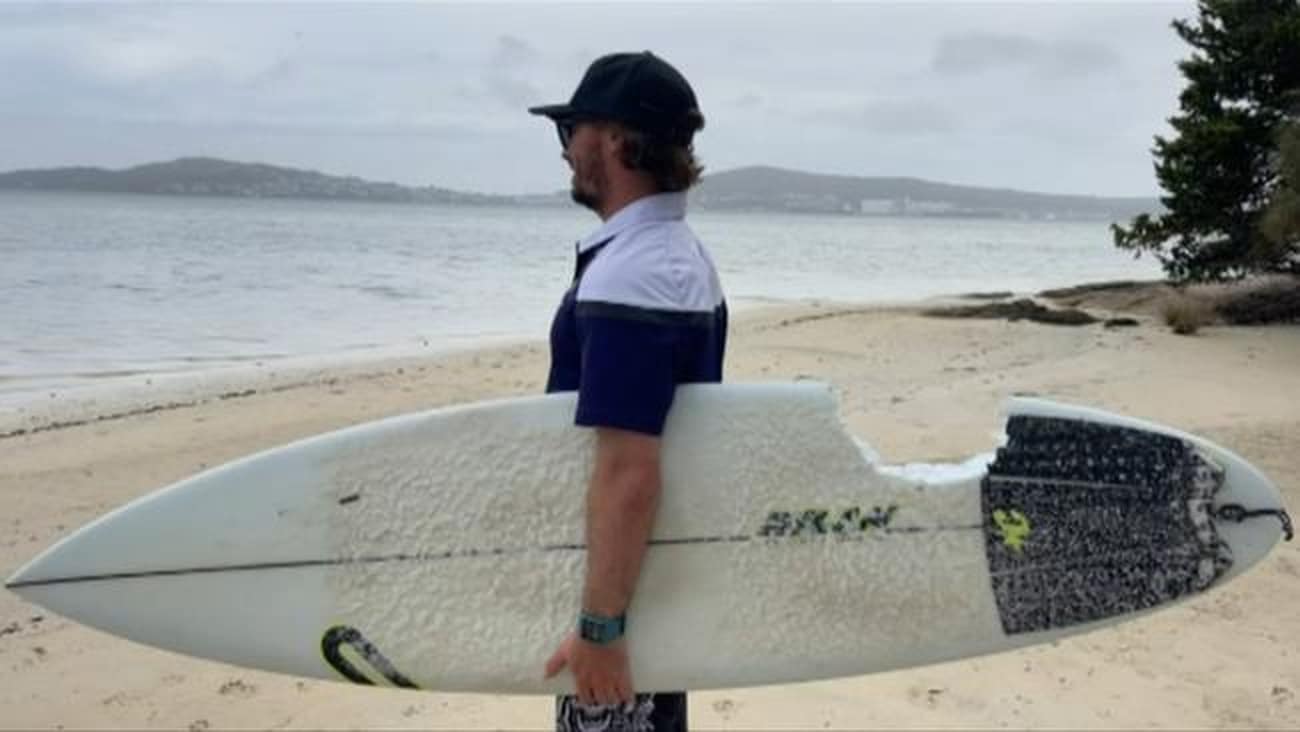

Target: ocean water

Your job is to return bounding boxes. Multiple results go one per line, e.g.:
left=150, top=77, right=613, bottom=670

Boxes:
left=0, top=191, right=1162, bottom=407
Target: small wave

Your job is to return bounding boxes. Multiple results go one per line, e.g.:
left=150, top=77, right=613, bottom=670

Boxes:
left=71, top=369, right=157, bottom=379
left=350, top=284, right=424, bottom=301
left=203, top=334, right=275, bottom=346
left=177, top=353, right=290, bottom=364
left=14, top=346, right=67, bottom=356
left=5, top=365, right=209, bottom=383
left=106, top=283, right=157, bottom=293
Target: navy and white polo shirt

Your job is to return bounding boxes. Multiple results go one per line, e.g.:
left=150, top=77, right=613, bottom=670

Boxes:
left=546, top=191, right=727, bottom=436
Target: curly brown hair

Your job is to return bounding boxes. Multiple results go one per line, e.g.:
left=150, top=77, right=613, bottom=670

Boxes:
left=614, top=113, right=706, bottom=192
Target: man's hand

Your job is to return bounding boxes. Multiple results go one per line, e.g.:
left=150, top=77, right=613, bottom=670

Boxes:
left=544, top=630, right=634, bottom=706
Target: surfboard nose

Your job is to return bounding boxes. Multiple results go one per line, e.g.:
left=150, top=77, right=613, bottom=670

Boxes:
left=5, top=505, right=140, bottom=599
left=6, top=508, right=169, bottom=595
left=5, top=484, right=260, bottom=597
left=1197, top=438, right=1292, bottom=581
left=5, top=438, right=334, bottom=607
left=4, top=500, right=183, bottom=649
left=5, top=556, right=38, bottom=592
left=3, top=479, right=234, bottom=633
left=4, top=451, right=340, bottom=680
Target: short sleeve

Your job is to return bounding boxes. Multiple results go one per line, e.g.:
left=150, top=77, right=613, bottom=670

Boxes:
left=573, top=305, right=677, bottom=436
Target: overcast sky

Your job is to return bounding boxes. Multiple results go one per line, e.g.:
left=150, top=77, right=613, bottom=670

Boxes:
left=0, top=1, right=1196, bottom=196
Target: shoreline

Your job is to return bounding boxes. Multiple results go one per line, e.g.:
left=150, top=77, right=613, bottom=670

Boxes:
left=21, top=272, right=1260, bottom=439
left=0, top=334, right=544, bottom=439
left=0, top=290, right=1004, bottom=439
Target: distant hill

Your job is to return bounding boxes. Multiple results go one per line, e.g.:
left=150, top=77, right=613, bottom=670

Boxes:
left=0, top=158, right=1160, bottom=221
left=692, top=166, right=1160, bottom=221
left=0, top=157, right=512, bottom=205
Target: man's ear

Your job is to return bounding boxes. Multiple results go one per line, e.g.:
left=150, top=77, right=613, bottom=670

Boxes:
left=601, top=124, right=625, bottom=158
left=604, top=124, right=643, bottom=173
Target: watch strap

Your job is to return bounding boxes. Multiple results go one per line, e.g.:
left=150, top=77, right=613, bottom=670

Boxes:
left=577, top=611, right=626, bottom=644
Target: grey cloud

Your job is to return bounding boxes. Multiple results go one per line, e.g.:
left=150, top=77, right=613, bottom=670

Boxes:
left=933, top=33, right=1040, bottom=74
left=8, top=111, right=486, bottom=141
left=251, top=58, right=297, bottom=87
left=1046, top=40, right=1121, bottom=78
left=0, top=3, right=153, bottom=33
left=732, top=93, right=763, bottom=109
left=484, top=74, right=542, bottom=110
left=819, top=99, right=958, bottom=136
left=482, top=35, right=545, bottom=110
left=232, top=118, right=485, bottom=141
left=315, top=48, right=442, bottom=75
left=932, top=32, right=1119, bottom=79
left=491, top=35, right=542, bottom=69
left=570, top=48, right=596, bottom=66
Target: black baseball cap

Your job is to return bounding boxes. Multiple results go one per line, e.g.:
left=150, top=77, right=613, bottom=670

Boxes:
left=529, top=51, right=703, bottom=145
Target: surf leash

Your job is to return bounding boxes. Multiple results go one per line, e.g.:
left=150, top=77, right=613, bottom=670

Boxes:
left=1213, top=503, right=1294, bottom=541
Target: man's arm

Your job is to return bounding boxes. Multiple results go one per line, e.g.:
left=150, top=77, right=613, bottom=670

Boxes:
left=544, top=426, right=662, bottom=705
left=583, top=427, right=662, bottom=616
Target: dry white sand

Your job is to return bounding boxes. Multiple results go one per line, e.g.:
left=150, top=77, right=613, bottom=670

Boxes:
left=2, top=294, right=1298, bottom=729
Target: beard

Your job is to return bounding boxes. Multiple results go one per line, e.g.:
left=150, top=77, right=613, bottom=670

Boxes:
left=568, top=153, right=606, bottom=213
left=570, top=183, right=600, bottom=211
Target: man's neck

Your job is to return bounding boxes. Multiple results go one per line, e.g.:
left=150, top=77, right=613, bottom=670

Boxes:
left=597, top=177, right=660, bottom=221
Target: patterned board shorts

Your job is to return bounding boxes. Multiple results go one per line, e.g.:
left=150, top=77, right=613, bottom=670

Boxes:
left=556, top=692, right=687, bottom=732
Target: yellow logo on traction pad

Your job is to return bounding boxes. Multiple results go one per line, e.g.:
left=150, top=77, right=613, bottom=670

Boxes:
left=992, top=508, right=1031, bottom=553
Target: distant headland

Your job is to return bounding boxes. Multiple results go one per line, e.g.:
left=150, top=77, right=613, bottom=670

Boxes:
left=0, top=157, right=1159, bottom=222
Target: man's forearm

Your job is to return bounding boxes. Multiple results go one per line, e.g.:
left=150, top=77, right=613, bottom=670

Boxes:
left=581, top=434, right=662, bottom=617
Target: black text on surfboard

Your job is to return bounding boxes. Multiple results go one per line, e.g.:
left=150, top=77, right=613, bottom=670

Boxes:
left=757, top=505, right=899, bottom=538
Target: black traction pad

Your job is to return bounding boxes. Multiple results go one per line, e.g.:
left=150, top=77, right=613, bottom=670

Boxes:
left=981, top=414, right=1231, bottom=635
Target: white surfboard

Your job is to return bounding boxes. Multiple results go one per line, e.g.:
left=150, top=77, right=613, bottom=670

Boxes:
left=6, top=382, right=1292, bottom=693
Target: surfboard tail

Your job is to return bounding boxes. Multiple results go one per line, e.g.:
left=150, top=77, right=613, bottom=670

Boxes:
left=985, top=398, right=1290, bottom=637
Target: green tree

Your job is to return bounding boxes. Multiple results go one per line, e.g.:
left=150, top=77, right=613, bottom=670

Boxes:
left=1113, top=0, right=1300, bottom=281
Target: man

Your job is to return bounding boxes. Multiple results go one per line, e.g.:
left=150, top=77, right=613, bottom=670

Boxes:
left=529, top=51, right=726, bottom=732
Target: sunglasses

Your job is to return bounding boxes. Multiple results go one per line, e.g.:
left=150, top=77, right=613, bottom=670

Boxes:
left=555, top=118, right=591, bottom=149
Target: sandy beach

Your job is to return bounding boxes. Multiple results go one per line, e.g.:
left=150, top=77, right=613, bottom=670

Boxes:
left=2, top=288, right=1297, bottom=730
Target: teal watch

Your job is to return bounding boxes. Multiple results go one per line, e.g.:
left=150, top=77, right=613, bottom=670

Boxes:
left=578, top=611, right=626, bottom=644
